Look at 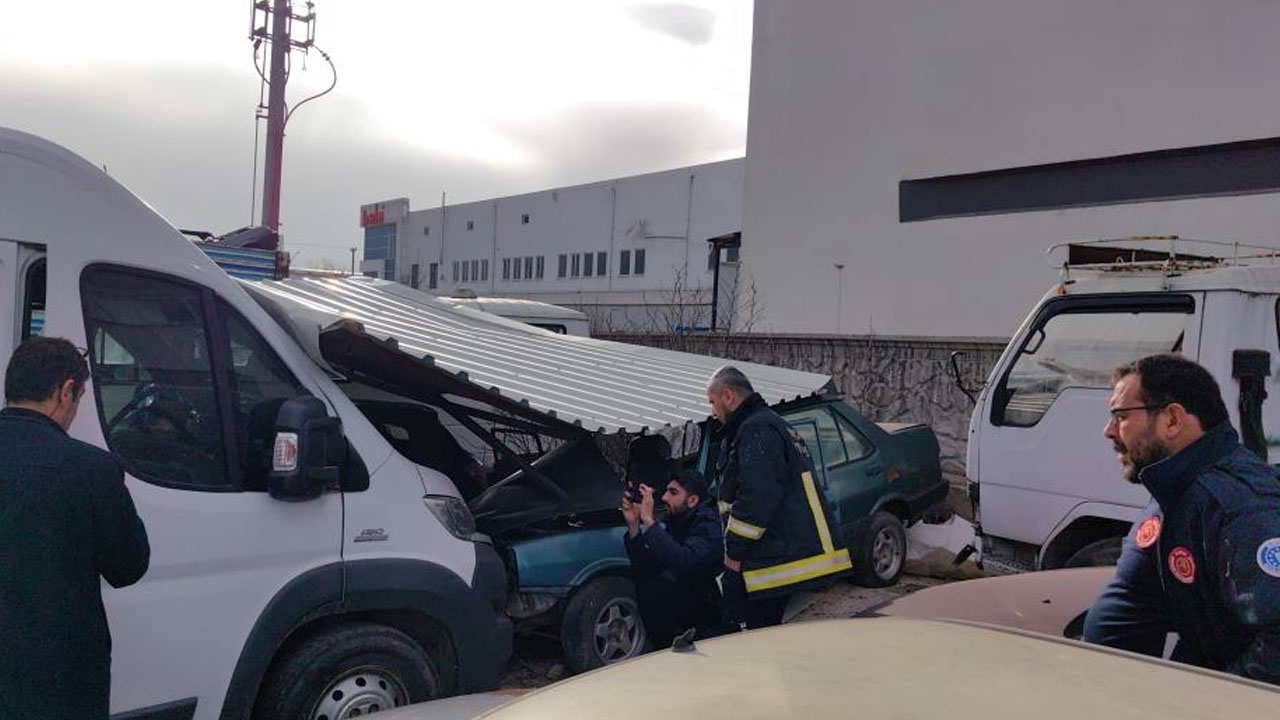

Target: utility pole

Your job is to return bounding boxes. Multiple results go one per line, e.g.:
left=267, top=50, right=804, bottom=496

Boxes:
left=349, top=246, right=357, bottom=275
left=833, top=262, right=845, bottom=335
left=250, top=0, right=317, bottom=247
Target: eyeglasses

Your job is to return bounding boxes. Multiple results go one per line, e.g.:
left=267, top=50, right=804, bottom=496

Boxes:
left=1107, top=403, right=1169, bottom=424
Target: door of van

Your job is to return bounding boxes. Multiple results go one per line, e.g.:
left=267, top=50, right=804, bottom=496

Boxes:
left=976, top=293, right=1201, bottom=562
left=61, top=264, right=345, bottom=719
left=0, top=241, right=46, bottom=376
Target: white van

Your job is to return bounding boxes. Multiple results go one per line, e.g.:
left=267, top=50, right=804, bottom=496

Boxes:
left=0, top=129, right=511, bottom=719
left=963, top=242, right=1280, bottom=570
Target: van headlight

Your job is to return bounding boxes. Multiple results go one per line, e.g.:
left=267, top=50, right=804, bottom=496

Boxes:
left=423, top=495, right=476, bottom=540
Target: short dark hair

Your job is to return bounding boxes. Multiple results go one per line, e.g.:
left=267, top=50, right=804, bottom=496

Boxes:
left=4, top=337, right=89, bottom=404
left=1114, top=354, right=1229, bottom=430
left=671, top=469, right=710, bottom=502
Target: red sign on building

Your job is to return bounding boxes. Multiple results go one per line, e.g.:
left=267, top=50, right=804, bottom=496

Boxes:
left=360, top=205, right=386, bottom=227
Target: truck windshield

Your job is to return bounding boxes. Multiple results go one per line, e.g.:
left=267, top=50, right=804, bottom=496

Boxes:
left=996, top=299, right=1192, bottom=427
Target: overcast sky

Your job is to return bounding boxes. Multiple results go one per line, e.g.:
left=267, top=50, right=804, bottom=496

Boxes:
left=1, top=1, right=751, bottom=267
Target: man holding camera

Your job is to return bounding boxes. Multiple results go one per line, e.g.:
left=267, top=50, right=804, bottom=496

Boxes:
left=622, top=469, right=725, bottom=649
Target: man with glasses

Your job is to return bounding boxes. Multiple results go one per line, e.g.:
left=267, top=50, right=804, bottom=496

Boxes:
left=1084, top=354, right=1280, bottom=685
left=0, top=337, right=151, bottom=719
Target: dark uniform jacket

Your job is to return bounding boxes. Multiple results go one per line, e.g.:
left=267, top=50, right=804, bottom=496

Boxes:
left=0, top=407, right=151, bottom=719
left=715, top=393, right=852, bottom=599
left=1084, top=422, right=1280, bottom=685
left=624, top=501, right=724, bottom=646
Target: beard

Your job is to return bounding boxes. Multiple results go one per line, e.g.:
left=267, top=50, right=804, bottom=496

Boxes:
left=1114, top=438, right=1171, bottom=484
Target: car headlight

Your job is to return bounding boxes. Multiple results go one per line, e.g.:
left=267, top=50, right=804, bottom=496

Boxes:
left=423, top=495, right=476, bottom=540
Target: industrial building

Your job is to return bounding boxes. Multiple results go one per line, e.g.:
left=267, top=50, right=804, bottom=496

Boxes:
left=359, top=158, right=745, bottom=332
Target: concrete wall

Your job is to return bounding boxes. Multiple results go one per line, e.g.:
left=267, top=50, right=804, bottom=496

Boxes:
left=743, top=0, right=1280, bottom=338
left=603, top=332, right=1006, bottom=478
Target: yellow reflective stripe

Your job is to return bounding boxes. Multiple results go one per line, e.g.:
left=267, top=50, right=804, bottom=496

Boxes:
left=727, top=515, right=766, bottom=540
left=718, top=501, right=733, bottom=516
left=743, top=548, right=852, bottom=592
left=800, top=471, right=835, bottom=554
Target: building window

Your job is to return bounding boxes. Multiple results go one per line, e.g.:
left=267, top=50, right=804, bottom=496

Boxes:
left=363, top=223, right=397, bottom=281
left=428, top=262, right=438, bottom=290
left=708, top=248, right=718, bottom=271
left=513, top=257, right=523, bottom=281
left=521, top=213, right=530, bottom=225
left=462, top=262, right=470, bottom=283
left=583, top=252, right=594, bottom=277
left=634, top=248, right=646, bottom=275
left=503, top=258, right=511, bottom=280
left=523, top=256, right=533, bottom=280
left=423, top=226, right=430, bottom=236
left=620, top=249, right=631, bottom=276
left=466, top=220, right=475, bottom=231
left=596, top=251, right=607, bottom=276
left=726, top=246, right=740, bottom=263
left=571, top=253, right=581, bottom=277
left=410, top=263, right=420, bottom=289
left=470, top=259, right=480, bottom=282
left=452, top=261, right=459, bottom=282
left=481, top=259, right=489, bottom=282
left=558, top=254, right=568, bottom=278
left=536, top=256, right=545, bottom=279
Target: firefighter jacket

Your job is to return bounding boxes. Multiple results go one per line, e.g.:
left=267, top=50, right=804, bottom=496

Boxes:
left=714, top=393, right=852, bottom=598
left=1084, top=422, right=1280, bottom=685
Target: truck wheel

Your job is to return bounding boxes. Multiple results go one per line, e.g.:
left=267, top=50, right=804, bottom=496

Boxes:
left=255, top=622, right=440, bottom=720
left=853, top=511, right=907, bottom=588
left=1063, top=537, right=1123, bottom=568
left=560, top=576, right=648, bottom=674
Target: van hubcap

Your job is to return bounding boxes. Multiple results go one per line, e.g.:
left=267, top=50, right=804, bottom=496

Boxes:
left=311, top=667, right=408, bottom=719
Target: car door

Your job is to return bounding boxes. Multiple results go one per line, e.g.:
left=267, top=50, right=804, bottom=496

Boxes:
left=785, top=405, right=883, bottom=534
left=71, top=264, right=345, bottom=719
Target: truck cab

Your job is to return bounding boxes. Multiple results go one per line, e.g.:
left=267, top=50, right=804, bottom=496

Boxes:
left=967, top=243, right=1280, bottom=570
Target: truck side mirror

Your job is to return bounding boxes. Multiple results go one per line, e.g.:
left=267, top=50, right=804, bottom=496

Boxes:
left=269, top=396, right=347, bottom=500
left=1232, top=349, right=1271, bottom=461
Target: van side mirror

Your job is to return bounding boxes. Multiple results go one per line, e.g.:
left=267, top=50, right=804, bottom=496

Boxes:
left=269, top=397, right=346, bottom=500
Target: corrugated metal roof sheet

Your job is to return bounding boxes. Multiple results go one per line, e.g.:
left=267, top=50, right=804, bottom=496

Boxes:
left=245, top=276, right=833, bottom=434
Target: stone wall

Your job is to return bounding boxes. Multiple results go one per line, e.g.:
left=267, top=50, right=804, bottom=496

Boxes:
left=601, top=332, right=1008, bottom=479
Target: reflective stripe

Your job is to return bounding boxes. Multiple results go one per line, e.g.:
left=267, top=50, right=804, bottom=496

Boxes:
left=743, top=548, right=852, bottom=592
left=718, top=501, right=733, bottom=516
left=727, top=515, right=766, bottom=540
left=800, top=471, right=835, bottom=554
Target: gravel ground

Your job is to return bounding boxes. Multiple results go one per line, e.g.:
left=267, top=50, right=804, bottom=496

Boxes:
left=498, top=572, right=949, bottom=689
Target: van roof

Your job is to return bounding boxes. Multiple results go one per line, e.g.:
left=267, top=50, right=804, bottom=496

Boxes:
left=247, top=276, right=833, bottom=434
left=1062, top=263, right=1280, bottom=295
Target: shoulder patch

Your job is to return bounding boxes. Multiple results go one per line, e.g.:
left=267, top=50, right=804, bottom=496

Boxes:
left=1257, top=538, right=1280, bottom=579
left=1135, top=515, right=1161, bottom=550
left=1168, top=546, right=1196, bottom=584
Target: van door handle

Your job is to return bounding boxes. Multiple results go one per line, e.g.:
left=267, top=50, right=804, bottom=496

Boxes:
left=867, top=464, right=884, bottom=476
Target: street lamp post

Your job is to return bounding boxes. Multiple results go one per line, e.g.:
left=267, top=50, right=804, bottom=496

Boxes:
left=833, top=262, right=845, bottom=335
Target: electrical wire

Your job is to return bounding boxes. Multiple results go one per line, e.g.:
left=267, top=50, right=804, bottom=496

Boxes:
left=284, top=44, right=337, bottom=127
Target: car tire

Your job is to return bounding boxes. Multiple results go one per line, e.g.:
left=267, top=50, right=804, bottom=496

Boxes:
left=254, top=622, right=440, bottom=720
left=853, top=511, right=907, bottom=588
left=1063, top=537, right=1124, bottom=568
left=560, top=575, right=648, bottom=674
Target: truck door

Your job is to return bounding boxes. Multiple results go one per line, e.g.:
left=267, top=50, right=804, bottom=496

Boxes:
left=976, top=294, right=1200, bottom=563
left=0, top=242, right=46, bottom=377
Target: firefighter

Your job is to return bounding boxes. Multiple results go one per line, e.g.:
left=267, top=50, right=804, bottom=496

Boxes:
left=706, top=366, right=852, bottom=629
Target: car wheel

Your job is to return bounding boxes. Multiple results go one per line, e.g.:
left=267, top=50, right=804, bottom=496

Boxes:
left=853, top=511, right=907, bottom=588
left=1063, top=537, right=1124, bottom=568
left=254, top=622, right=440, bottom=720
left=560, top=576, right=648, bottom=674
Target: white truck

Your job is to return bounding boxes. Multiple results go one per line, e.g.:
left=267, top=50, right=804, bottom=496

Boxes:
left=0, top=128, right=514, bottom=719
left=963, top=241, right=1280, bottom=570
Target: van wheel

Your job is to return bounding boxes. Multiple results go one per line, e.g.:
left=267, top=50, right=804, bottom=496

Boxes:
left=561, top=576, right=648, bottom=674
left=853, top=512, right=907, bottom=588
left=1063, top=537, right=1124, bottom=568
left=255, top=623, right=440, bottom=720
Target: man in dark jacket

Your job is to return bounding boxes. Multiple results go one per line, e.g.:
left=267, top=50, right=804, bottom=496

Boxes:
left=0, top=337, right=151, bottom=719
left=623, top=469, right=724, bottom=649
left=1085, top=354, right=1280, bottom=684
left=707, top=366, right=852, bottom=629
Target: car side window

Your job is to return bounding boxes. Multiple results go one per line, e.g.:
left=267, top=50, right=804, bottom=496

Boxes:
left=223, top=303, right=309, bottom=489
left=82, top=267, right=229, bottom=489
left=784, top=407, right=847, bottom=467
left=833, top=413, right=874, bottom=461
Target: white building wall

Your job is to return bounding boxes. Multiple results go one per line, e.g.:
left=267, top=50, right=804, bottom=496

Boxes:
left=743, top=0, right=1280, bottom=338
left=362, top=159, right=744, bottom=330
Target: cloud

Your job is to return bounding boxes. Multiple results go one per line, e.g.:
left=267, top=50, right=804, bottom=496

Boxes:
left=629, top=4, right=717, bottom=46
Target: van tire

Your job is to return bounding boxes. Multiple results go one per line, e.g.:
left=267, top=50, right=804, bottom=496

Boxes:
left=1063, top=537, right=1124, bottom=568
left=254, top=622, right=440, bottom=720
left=560, top=576, right=648, bottom=674
left=853, top=511, right=907, bottom=588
